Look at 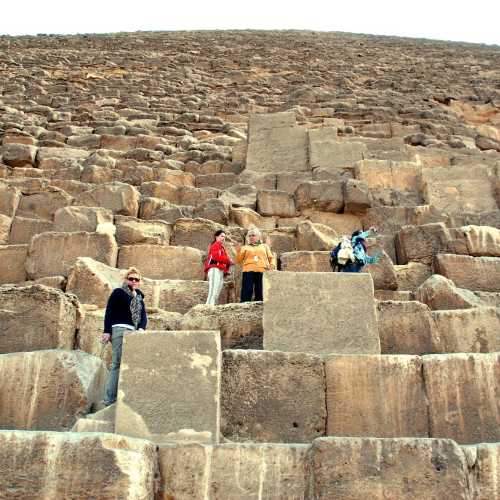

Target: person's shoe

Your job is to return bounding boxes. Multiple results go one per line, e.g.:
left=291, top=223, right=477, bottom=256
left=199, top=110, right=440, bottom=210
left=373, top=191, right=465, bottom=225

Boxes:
left=102, top=399, right=115, bottom=407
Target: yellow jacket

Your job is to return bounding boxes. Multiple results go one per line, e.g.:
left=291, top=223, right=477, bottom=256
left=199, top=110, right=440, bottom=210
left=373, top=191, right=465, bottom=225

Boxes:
left=236, top=243, right=275, bottom=272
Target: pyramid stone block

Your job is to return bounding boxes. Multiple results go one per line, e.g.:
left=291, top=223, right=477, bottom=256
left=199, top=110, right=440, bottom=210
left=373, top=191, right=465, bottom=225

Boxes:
left=263, top=271, right=380, bottom=355
left=115, top=330, right=221, bottom=443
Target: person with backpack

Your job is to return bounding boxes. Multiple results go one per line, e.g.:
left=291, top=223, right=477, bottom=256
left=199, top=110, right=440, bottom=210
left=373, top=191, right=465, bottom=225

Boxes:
left=330, top=227, right=381, bottom=273
left=204, top=229, right=233, bottom=305
left=235, top=227, right=275, bottom=302
left=101, top=267, right=147, bottom=406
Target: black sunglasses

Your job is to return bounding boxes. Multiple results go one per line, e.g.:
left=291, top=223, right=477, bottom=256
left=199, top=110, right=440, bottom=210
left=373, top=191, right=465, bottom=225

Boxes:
left=127, top=277, right=140, bottom=282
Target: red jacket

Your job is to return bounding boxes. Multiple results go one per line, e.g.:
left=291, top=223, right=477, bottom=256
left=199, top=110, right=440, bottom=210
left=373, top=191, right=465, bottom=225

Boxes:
left=204, top=241, right=232, bottom=275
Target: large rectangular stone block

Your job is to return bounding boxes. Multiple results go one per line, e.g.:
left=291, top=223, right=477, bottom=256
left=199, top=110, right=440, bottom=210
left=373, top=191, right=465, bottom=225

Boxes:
left=221, top=350, right=326, bottom=443
left=464, top=443, right=500, bottom=500
left=423, top=353, right=500, bottom=444
left=312, top=437, right=469, bottom=500
left=26, top=231, right=118, bottom=279
left=431, top=307, right=500, bottom=353
left=263, top=271, right=380, bottom=355
left=0, top=284, right=78, bottom=353
left=158, top=442, right=311, bottom=500
left=435, top=253, right=500, bottom=292
left=0, top=244, right=27, bottom=284
left=325, top=355, right=428, bottom=437
left=310, top=137, right=367, bottom=170
left=0, top=431, right=156, bottom=499
left=0, top=350, right=106, bottom=430
left=115, top=330, right=221, bottom=444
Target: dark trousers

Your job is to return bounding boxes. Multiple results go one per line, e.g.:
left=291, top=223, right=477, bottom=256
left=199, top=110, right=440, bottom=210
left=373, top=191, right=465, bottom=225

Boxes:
left=341, top=262, right=364, bottom=273
left=241, top=271, right=263, bottom=302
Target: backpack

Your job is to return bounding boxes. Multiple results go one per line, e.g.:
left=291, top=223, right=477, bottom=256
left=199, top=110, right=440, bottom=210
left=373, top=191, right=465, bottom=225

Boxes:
left=330, top=236, right=355, bottom=270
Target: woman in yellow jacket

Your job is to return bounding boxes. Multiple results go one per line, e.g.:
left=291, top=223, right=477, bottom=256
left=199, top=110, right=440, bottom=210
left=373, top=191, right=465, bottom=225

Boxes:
left=235, top=228, right=275, bottom=302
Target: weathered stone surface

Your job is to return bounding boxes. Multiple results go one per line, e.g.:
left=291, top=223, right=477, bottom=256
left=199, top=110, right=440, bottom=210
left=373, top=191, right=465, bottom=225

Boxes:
left=415, top=274, right=483, bottom=310
left=364, top=241, right=398, bottom=290
left=114, top=215, right=170, bottom=245
left=0, top=350, right=106, bottom=430
left=431, top=307, right=500, bottom=353
left=423, top=353, right=500, bottom=444
left=312, top=437, right=469, bottom=500
left=0, top=244, right=27, bottom=284
left=0, top=183, right=21, bottom=217
left=8, top=216, right=54, bottom=244
left=280, top=250, right=331, bottom=272
left=0, top=284, right=79, bottom=353
left=377, top=301, right=436, bottom=355
left=396, top=223, right=450, bottom=265
left=435, top=253, right=500, bottom=292
left=2, top=143, right=37, bottom=167
left=171, top=217, right=232, bottom=251
left=118, top=244, right=203, bottom=280
left=295, top=220, right=338, bottom=251
left=54, top=206, right=114, bottom=233
left=325, top=355, right=428, bottom=437
left=115, top=330, right=221, bottom=443
left=310, top=138, right=366, bottom=170
left=16, top=188, right=73, bottom=220
left=0, top=213, right=11, bottom=243
left=158, top=442, right=311, bottom=500
left=181, top=302, right=263, bottom=349
left=257, top=189, right=296, bottom=217
left=219, top=183, right=258, bottom=209
left=37, top=146, right=91, bottom=166
left=229, top=206, right=276, bottom=230
left=465, top=443, right=500, bottom=500
left=295, top=180, right=344, bottom=212
left=26, top=231, right=118, bottom=279
left=0, top=431, right=156, bottom=499
left=449, top=225, right=500, bottom=257
left=263, top=272, right=380, bottom=355
left=246, top=113, right=309, bottom=173
left=221, top=349, right=326, bottom=443
left=75, top=182, right=140, bottom=216
left=395, top=261, right=432, bottom=291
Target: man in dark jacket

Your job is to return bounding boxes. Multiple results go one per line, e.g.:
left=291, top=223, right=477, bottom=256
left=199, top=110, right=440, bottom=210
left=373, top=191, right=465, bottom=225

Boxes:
left=101, top=267, right=147, bottom=406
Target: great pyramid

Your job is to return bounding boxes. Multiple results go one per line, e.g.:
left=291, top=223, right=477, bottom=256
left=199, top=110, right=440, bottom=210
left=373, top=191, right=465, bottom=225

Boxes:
left=0, top=30, right=499, bottom=499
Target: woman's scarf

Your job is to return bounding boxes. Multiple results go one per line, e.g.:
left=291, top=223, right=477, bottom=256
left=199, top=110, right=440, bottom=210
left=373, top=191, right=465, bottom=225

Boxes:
left=121, top=283, right=141, bottom=329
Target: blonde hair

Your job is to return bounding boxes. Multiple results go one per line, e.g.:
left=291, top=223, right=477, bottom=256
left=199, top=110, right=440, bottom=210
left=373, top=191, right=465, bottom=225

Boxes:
left=245, top=227, right=265, bottom=245
left=124, top=267, right=141, bottom=279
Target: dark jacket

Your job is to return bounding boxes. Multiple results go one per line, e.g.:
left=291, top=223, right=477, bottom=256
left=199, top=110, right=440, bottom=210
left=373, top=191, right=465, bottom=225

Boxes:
left=104, top=287, right=147, bottom=334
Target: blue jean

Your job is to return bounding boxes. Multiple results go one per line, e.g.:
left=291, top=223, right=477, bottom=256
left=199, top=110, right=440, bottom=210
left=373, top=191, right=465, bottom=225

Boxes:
left=103, top=326, right=130, bottom=405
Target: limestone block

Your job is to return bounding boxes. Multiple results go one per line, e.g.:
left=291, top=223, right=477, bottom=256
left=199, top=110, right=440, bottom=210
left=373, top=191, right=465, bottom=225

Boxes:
left=449, top=225, right=500, bottom=257
left=2, top=143, right=37, bottom=167
left=239, top=170, right=277, bottom=190
left=364, top=241, right=398, bottom=291
left=0, top=183, right=21, bottom=217
left=118, top=244, right=203, bottom=280
left=431, top=308, right=500, bottom=353
left=423, top=353, right=500, bottom=444
left=396, top=223, right=451, bottom=265
left=310, top=138, right=367, bottom=170
left=415, top=274, right=483, bottom=310
left=72, top=418, right=113, bottom=433
left=67, top=133, right=101, bottom=148
left=325, top=355, right=428, bottom=437
left=181, top=302, right=263, bottom=349
left=296, top=220, right=338, bottom=251
left=465, top=443, right=500, bottom=500
left=277, top=171, right=313, bottom=194
left=101, top=134, right=138, bottom=151
left=377, top=301, right=436, bottom=355
left=192, top=198, right=229, bottom=225
left=115, top=330, right=221, bottom=444
left=158, top=279, right=233, bottom=313
left=263, top=272, right=380, bottom=355
left=8, top=216, right=54, bottom=244
left=171, top=217, right=234, bottom=252
left=158, top=442, right=311, bottom=500
left=435, top=253, right=500, bottom=292
left=26, top=231, right=118, bottom=279
left=115, top=215, right=171, bottom=245
left=17, top=188, right=73, bottom=221
left=140, top=181, right=180, bottom=203
left=295, top=180, right=344, bottom=212
left=178, top=185, right=220, bottom=206
left=229, top=206, right=277, bottom=230
left=36, top=146, right=91, bottom=167
left=257, top=189, right=296, bottom=217
left=302, top=210, right=362, bottom=234
left=280, top=251, right=331, bottom=272
left=343, top=179, right=372, bottom=213
left=195, top=172, right=237, bottom=190
left=395, top=262, right=432, bottom=291
left=54, top=206, right=114, bottom=233
left=0, top=431, right=156, bottom=498
left=0, top=213, right=11, bottom=243
left=139, top=196, right=183, bottom=222
left=0, top=350, right=106, bottom=430
left=77, top=307, right=182, bottom=367
left=219, top=183, right=258, bottom=209
left=75, top=182, right=140, bottom=217
left=0, top=284, right=78, bottom=353
left=267, top=228, right=296, bottom=255
left=221, top=350, right=326, bottom=443
left=0, top=244, right=27, bottom=284
left=246, top=113, right=309, bottom=173
left=312, top=437, right=469, bottom=500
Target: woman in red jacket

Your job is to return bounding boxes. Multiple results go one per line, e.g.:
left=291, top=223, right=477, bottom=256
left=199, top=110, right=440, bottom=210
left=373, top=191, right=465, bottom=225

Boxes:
left=205, top=230, right=233, bottom=305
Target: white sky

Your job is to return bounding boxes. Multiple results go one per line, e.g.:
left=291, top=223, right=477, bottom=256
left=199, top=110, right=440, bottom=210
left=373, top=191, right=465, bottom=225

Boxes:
left=1, top=0, right=499, bottom=46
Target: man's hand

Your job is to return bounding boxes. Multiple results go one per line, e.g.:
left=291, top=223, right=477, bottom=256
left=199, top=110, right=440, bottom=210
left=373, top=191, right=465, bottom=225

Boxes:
left=101, top=333, right=111, bottom=344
